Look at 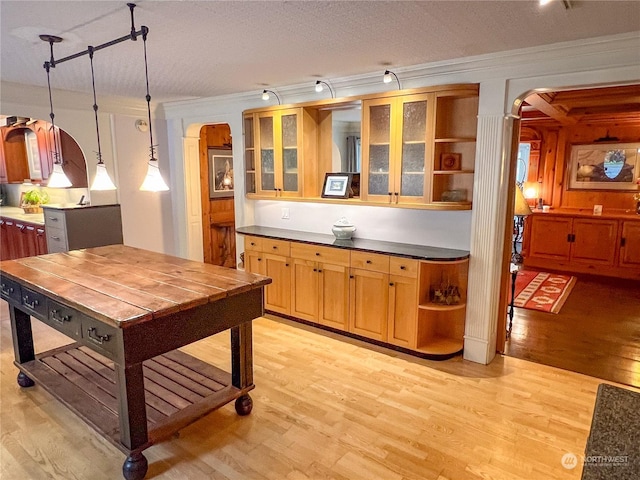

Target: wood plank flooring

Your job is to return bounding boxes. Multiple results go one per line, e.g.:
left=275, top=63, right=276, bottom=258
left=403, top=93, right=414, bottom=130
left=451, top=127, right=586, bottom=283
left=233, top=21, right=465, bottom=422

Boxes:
left=1, top=300, right=637, bottom=480
left=505, top=273, right=640, bottom=389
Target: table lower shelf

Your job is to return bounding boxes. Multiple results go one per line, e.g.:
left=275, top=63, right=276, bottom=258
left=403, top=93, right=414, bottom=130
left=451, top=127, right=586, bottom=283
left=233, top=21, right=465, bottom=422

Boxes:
left=15, top=344, right=252, bottom=454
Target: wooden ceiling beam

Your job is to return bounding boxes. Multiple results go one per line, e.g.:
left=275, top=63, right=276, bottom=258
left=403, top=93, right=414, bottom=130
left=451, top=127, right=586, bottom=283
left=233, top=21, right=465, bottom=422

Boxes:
left=524, top=93, right=578, bottom=125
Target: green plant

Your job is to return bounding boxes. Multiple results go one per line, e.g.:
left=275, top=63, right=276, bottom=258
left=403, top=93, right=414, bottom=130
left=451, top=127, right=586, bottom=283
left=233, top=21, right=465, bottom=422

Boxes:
left=22, top=189, right=50, bottom=206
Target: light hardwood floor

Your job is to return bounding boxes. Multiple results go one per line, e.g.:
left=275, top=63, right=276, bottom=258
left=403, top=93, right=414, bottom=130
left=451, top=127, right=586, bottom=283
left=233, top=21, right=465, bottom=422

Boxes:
left=505, top=273, right=640, bottom=389
left=1, top=302, right=635, bottom=480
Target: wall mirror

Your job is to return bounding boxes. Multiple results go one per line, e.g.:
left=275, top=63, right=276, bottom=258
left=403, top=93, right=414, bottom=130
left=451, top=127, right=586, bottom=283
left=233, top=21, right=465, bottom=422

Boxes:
left=1, top=116, right=88, bottom=187
left=315, top=101, right=362, bottom=174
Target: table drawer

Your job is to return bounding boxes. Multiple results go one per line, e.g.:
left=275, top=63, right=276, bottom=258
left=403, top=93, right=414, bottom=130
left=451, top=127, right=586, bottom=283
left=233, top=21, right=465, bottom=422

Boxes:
left=290, top=243, right=350, bottom=266
left=350, top=251, right=390, bottom=273
left=263, top=238, right=290, bottom=256
left=81, top=316, right=119, bottom=359
left=46, top=225, right=69, bottom=253
left=244, top=235, right=263, bottom=251
left=389, top=257, right=418, bottom=278
left=21, top=287, right=47, bottom=317
left=44, top=209, right=66, bottom=228
left=0, top=277, right=21, bottom=303
left=45, top=299, right=82, bottom=339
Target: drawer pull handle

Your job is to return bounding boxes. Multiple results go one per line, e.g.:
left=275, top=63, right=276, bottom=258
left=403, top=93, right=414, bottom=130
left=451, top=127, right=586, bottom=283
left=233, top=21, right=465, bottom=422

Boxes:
left=23, top=296, right=39, bottom=309
left=366, top=260, right=372, bottom=264
left=87, top=327, right=110, bottom=345
left=51, top=309, right=71, bottom=324
left=51, top=236, right=61, bottom=241
left=1, top=284, right=14, bottom=295
left=400, top=265, right=406, bottom=270
left=250, top=242, right=256, bottom=246
left=315, top=252, right=320, bottom=256
left=272, top=246, right=278, bottom=250
left=48, top=217, right=59, bottom=221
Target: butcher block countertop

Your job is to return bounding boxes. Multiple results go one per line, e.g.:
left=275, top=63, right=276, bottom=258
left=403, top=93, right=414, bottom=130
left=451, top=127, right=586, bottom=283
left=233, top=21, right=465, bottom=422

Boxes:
left=0, top=244, right=271, bottom=328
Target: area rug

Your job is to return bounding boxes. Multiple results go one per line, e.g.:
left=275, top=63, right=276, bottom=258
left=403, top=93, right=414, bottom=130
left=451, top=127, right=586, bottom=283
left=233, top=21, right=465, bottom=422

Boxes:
left=510, top=269, right=576, bottom=314
left=581, top=384, right=640, bottom=479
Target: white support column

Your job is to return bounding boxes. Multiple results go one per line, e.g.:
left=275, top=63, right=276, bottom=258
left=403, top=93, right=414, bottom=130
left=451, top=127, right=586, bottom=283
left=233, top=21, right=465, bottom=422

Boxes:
left=463, top=113, right=515, bottom=364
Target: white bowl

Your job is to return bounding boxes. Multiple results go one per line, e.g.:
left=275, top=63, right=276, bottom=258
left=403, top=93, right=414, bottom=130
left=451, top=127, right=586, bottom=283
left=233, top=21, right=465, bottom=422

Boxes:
left=332, top=225, right=356, bottom=239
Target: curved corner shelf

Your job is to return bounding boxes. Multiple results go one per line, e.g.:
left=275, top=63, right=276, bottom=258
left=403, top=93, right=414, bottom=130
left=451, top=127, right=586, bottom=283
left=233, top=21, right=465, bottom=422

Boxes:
left=419, top=302, right=466, bottom=312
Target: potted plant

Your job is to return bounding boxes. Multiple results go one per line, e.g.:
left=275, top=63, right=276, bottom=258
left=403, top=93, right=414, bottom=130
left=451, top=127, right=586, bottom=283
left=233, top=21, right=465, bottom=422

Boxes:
left=21, top=189, right=50, bottom=214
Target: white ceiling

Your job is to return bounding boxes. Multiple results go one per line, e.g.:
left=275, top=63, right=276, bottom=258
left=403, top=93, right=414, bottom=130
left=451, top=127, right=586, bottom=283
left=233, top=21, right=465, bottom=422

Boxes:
left=1, top=1, right=639, bottom=103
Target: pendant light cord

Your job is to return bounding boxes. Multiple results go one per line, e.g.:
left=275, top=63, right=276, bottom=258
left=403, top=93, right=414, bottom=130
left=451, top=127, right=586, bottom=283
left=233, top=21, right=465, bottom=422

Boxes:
left=88, top=46, right=103, bottom=164
left=44, top=60, right=61, bottom=164
left=141, top=26, right=155, bottom=160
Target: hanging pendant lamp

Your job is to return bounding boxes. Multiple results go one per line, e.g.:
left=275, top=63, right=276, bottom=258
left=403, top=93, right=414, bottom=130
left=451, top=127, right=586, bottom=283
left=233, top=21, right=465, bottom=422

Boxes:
left=88, top=46, right=116, bottom=191
left=41, top=35, right=72, bottom=188
left=139, top=26, right=169, bottom=192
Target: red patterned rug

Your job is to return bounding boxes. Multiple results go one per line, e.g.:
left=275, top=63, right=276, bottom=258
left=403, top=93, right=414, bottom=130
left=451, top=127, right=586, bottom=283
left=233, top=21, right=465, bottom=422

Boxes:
left=510, top=270, right=577, bottom=314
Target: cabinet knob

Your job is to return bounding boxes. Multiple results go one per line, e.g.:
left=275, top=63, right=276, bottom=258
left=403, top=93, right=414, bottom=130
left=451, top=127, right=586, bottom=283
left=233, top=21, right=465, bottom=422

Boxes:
left=389, top=282, right=394, bottom=286
left=315, top=252, right=320, bottom=256
left=285, top=263, right=289, bottom=267
left=400, top=265, right=406, bottom=270
left=257, top=258, right=262, bottom=261
left=318, top=269, right=322, bottom=273
left=366, top=260, right=372, bottom=264
left=349, top=275, right=354, bottom=279
left=250, top=242, right=256, bottom=246
left=272, top=246, right=278, bottom=250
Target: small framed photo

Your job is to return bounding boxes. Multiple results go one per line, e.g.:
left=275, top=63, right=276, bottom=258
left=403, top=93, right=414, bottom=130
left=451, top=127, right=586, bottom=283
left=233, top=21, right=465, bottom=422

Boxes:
left=208, top=149, right=234, bottom=198
left=440, top=153, right=461, bottom=171
left=321, top=173, right=352, bottom=199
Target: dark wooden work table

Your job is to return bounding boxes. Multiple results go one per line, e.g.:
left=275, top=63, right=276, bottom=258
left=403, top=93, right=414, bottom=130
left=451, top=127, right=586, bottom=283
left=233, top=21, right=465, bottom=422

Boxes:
left=0, top=245, right=271, bottom=480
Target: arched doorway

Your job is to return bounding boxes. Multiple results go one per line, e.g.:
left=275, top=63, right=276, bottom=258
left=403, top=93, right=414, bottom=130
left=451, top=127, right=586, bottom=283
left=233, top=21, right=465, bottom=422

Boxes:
left=199, top=123, right=236, bottom=267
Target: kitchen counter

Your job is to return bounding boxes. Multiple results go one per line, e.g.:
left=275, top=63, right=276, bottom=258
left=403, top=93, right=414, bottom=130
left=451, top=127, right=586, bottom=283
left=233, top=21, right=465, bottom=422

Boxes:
left=530, top=208, right=640, bottom=221
left=237, top=225, right=469, bottom=261
left=0, top=206, right=44, bottom=225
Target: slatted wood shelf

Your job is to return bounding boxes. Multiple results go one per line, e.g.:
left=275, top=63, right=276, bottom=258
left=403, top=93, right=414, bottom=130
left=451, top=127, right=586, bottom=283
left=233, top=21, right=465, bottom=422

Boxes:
left=15, top=345, right=251, bottom=454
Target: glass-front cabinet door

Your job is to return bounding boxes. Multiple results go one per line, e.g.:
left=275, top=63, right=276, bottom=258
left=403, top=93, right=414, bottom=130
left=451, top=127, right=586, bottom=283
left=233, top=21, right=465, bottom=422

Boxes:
left=254, top=108, right=302, bottom=197
left=243, top=114, right=256, bottom=194
left=361, top=94, right=433, bottom=204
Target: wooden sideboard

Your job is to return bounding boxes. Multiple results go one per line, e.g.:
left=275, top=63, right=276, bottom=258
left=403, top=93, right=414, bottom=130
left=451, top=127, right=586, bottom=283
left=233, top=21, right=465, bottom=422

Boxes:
left=238, top=226, right=470, bottom=359
left=522, top=210, right=640, bottom=280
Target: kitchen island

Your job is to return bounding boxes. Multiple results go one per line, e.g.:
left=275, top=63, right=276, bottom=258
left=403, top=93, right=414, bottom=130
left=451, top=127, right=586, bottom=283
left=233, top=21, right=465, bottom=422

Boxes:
left=0, top=244, right=271, bottom=480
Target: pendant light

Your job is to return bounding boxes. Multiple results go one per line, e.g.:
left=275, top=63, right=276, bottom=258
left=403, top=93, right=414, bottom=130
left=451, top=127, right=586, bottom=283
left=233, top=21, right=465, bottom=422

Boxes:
left=139, top=26, right=169, bottom=192
left=41, top=35, right=72, bottom=188
left=88, top=46, right=116, bottom=191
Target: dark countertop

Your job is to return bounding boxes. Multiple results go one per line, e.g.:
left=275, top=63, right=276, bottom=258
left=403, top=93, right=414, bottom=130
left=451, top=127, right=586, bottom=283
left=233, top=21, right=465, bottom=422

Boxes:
left=237, top=225, right=469, bottom=261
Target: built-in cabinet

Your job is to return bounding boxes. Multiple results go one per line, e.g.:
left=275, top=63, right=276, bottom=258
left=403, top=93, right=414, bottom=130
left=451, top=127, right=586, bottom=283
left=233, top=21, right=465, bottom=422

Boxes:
left=0, top=217, right=47, bottom=260
left=242, top=231, right=468, bottom=358
left=244, top=108, right=318, bottom=198
left=523, top=212, right=640, bottom=279
left=243, top=83, right=478, bottom=210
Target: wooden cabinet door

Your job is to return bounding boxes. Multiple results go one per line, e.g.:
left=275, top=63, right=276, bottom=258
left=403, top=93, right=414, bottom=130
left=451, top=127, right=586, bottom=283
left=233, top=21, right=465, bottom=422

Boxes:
left=570, top=218, right=618, bottom=266
left=349, top=268, right=388, bottom=341
left=245, top=250, right=265, bottom=275
left=0, top=219, right=10, bottom=259
left=527, top=215, right=572, bottom=260
left=35, top=226, right=48, bottom=255
left=291, top=258, right=318, bottom=322
left=0, top=135, right=7, bottom=183
left=387, top=274, right=417, bottom=348
left=22, top=224, right=39, bottom=257
left=35, top=122, right=53, bottom=180
left=264, top=253, right=291, bottom=315
left=318, top=262, right=349, bottom=330
left=619, top=221, right=640, bottom=269
left=6, top=221, right=25, bottom=259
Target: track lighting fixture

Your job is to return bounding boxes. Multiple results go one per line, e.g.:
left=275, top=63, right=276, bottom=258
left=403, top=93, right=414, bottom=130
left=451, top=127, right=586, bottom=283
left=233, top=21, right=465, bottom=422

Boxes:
left=262, top=89, right=281, bottom=104
left=314, top=80, right=335, bottom=98
left=39, top=3, right=168, bottom=192
left=383, top=69, right=401, bottom=89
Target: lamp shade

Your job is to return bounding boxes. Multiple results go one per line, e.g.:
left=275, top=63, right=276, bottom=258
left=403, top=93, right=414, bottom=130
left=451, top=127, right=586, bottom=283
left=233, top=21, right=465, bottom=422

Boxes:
left=47, top=163, right=72, bottom=188
left=514, top=185, right=533, bottom=216
left=139, top=159, right=169, bottom=192
left=90, top=163, right=116, bottom=191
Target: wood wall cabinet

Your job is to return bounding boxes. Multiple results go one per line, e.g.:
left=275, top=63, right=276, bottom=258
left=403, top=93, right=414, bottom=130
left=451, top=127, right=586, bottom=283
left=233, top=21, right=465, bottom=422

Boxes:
left=361, top=93, right=434, bottom=205
left=524, top=212, right=640, bottom=279
left=242, top=83, right=478, bottom=210
left=245, top=108, right=318, bottom=198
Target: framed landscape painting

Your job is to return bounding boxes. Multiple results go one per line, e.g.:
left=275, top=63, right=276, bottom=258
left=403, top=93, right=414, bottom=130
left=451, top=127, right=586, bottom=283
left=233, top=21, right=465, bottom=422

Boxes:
left=568, top=143, right=640, bottom=191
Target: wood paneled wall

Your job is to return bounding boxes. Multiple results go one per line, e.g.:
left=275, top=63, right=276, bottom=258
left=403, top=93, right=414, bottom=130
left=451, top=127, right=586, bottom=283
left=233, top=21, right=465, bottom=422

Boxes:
left=199, top=124, right=236, bottom=267
left=527, top=123, right=640, bottom=212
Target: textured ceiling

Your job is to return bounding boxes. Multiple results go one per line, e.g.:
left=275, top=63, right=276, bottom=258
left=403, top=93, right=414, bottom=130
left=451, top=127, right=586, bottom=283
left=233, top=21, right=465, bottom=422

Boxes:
left=1, top=1, right=639, bottom=103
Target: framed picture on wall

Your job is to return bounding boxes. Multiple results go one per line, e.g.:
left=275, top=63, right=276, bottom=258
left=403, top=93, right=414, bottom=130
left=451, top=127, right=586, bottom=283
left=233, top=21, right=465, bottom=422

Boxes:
left=321, top=173, right=353, bottom=198
left=208, top=149, right=234, bottom=198
left=568, top=142, right=640, bottom=191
